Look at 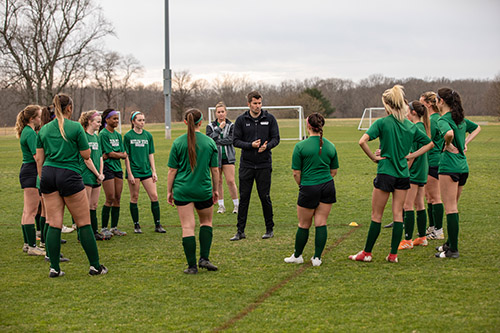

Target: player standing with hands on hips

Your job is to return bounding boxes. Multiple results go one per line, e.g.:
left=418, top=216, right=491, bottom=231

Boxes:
left=230, top=91, right=280, bottom=241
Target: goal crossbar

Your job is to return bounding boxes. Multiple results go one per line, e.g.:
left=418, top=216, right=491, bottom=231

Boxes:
left=357, top=107, right=385, bottom=131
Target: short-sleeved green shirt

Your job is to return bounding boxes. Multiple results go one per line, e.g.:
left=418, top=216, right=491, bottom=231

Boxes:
left=409, top=122, right=429, bottom=183
left=20, top=126, right=37, bottom=163
left=291, top=136, right=339, bottom=186
left=428, top=113, right=444, bottom=167
left=168, top=132, right=218, bottom=202
left=82, top=132, right=101, bottom=185
left=365, top=115, right=431, bottom=178
left=124, top=129, right=155, bottom=178
left=37, top=119, right=89, bottom=174
left=437, top=113, right=478, bottom=174
left=99, top=127, right=124, bottom=172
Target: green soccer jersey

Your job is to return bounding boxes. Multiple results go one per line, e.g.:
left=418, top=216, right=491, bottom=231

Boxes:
left=124, top=129, right=155, bottom=178
left=168, top=132, right=218, bottom=202
left=409, top=122, right=429, bottom=183
left=36, top=119, right=89, bottom=174
left=428, top=113, right=444, bottom=167
left=82, top=132, right=101, bottom=185
left=291, top=136, right=339, bottom=186
left=366, top=115, right=431, bottom=178
left=99, top=127, right=124, bottom=172
left=437, top=113, right=478, bottom=174
left=20, top=126, right=37, bottom=163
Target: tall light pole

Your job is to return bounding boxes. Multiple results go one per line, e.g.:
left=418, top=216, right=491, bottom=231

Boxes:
left=164, top=0, right=172, bottom=139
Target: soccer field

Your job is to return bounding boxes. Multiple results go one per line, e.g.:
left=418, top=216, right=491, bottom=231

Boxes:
left=1, top=118, right=499, bottom=332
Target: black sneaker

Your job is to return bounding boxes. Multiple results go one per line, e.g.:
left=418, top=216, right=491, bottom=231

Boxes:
left=230, top=232, right=246, bottom=241
left=134, top=223, right=142, bottom=234
left=435, top=249, right=459, bottom=258
left=94, top=232, right=105, bottom=241
left=89, top=265, right=108, bottom=276
left=49, top=268, right=65, bottom=278
left=262, top=230, right=274, bottom=239
left=436, top=242, right=450, bottom=252
left=384, top=222, right=394, bottom=228
left=183, top=266, right=198, bottom=274
left=155, top=224, right=166, bottom=233
left=198, top=258, right=218, bottom=271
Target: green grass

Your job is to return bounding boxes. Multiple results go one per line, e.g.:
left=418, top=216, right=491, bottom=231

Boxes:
left=1, top=118, right=499, bottom=332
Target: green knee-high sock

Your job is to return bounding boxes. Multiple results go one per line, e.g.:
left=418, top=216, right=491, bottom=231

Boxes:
left=44, top=223, right=50, bottom=257
left=364, top=221, right=381, bottom=253
left=25, top=224, right=37, bottom=247
left=111, top=206, right=120, bottom=228
left=46, top=226, right=61, bottom=272
left=130, top=202, right=139, bottom=223
left=90, top=210, right=98, bottom=233
left=446, top=213, right=459, bottom=251
left=78, top=225, right=100, bottom=268
left=294, top=227, right=309, bottom=257
left=35, top=213, right=41, bottom=231
left=21, top=225, right=28, bottom=244
left=427, top=203, right=434, bottom=227
left=416, top=210, right=427, bottom=237
left=390, top=222, right=404, bottom=255
left=404, top=210, right=415, bottom=241
left=40, top=217, right=46, bottom=243
left=182, top=236, right=197, bottom=267
left=433, top=203, right=444, bottom=230
left=314, top=226, right=327, bottom=259
left=101, top=205, right=111, bottom=228
left=151, top=201, right=160, bottom=226
left=199, top=226, right=213, bottom=260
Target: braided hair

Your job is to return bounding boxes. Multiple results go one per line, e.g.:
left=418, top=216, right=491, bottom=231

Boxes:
left=307, top=112, right=325, bottom=155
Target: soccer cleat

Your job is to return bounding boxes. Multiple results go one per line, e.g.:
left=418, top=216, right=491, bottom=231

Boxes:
left=413, top=236, right=428, bottom=246
left=284, top=254, right=304, bottom=264
left=39, top=242, right=45, bottom=248
left=155, top=224, right=166, bottom=233
left=230, top=232, right=246, bottom=241
left=386, top=253, right=398, bottom=263
left=49, top=268, right=65, bottom=278
left=232, top=205, right=238, bottom=214
left=134, top=223, right=142, bottom=234
left=110, top=228, right=127, bottom=236
left=89, top=265, right=108, bottom=276
left=311, top=257, right=322, bottom=267
left=262, top=231, right=274, bottom=239
left=72, top=224, right=77, bottom=230
left=101, top=228, right=113, bottom=238
left=398, top=239, right=414, bottom=250
left=435, top=249, right=459, bottom=258
left=384, top=222, right=394, bottom=228
left=427, top=228, right=444, bottom=240
left=348, top=250, right=372, bottom=262
left=94, top=232, right=106, bottom=241
left=426, top=226, right=435, bottom=236
left=61, top=225, right=74, bottom=233
left=27, top=246, right=46, bottom=256
left=436, top=242, right=450, bottom=252
left=217, top=205, right=225, bottom=214
left=184, top=266, right=198, bottom=274
left=60, top=239, right=67, bottom=244
left=22, top=243, right=29, bottom=253
left=198, top=258, right=218, bottom=271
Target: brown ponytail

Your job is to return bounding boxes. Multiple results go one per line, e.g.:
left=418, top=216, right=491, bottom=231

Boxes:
left=437, top=88, right=464, bottom=125
left=420, top=91, right=440, bottom=115
left=307, top=112, right=325, bottom=155
left=53, top=94, right=73, bottom=141
left=409, top=101, right=430, bottom=137
left=185, top=108, right=202, bottom=171
left=15, top=105, right=41, bottom=138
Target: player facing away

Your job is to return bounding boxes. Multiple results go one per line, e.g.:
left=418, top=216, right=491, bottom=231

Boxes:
left=167, top=109, right=220, bottom=274
left=284, top=113, right=339, bottom=267
left=124, top=111, right=165, bottom=234
left=348, top=85, right=434, bottom=263
left=434, top=88, right=481, bottom=258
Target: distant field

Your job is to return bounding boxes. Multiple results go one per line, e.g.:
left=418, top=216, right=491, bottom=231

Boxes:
left=1, top=117, right=499, bottom=331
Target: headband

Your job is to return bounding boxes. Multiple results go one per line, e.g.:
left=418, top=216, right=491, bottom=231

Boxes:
left=105, top=110, right=118, bottom=120
left=91, top=112, right=100, bottom=119
left=184, top=113, right=203, bottom=125
left=408, top=101, right=414, bottom=111
left=131, top=111, right=141, bottom=121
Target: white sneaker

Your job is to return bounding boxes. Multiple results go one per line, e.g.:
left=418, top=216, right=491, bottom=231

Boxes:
left=284, top=253, right=304, bottom=264
left=72, top=224, right=77, bottom=230
left=426, top=226, right=435, bottom=236
left=232, top=205, right=238, bottom=214
left=39, top=242, right=45, bottom=249
left=427, top=228, right=444, bottom=240
left=311, top=257, right=322, bottom=266
left=61, top=226, right=74, bottom=233
left=217, top=206, right=226, bottom=214
left=22, top=243, right=29, bottom=253
left=28, top=246, right=46, bottom=256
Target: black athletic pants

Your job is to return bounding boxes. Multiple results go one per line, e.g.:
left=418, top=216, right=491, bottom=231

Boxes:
left=236, top=167, right=274, bottom=233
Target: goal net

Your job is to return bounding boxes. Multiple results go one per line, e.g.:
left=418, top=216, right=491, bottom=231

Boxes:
left=357, top=107, right=386, bottom=130
left=208, top=106, right=306, bottom=140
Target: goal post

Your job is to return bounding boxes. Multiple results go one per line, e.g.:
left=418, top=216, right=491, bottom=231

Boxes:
left=357, top=107, right=386, bottom=130
left=208, top=105, right=306, bottom=140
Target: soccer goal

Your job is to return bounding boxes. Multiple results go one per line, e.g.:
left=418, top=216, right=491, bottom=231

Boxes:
left=208, top=106, right=306, bottom=140
left=357, top=107, right=386, bottom=130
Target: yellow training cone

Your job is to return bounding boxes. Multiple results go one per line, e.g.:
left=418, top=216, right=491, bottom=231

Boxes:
left=349, top=222, right=359, bottom=227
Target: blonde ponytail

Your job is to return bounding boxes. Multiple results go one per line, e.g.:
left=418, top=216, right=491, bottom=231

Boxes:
left=382, top=84, right=407, bottom=122
left=53, top=94, right=73, bottom=141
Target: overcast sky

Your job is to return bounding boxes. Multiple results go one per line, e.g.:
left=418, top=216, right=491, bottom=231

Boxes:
left=99, top=0, right=500, bottom=85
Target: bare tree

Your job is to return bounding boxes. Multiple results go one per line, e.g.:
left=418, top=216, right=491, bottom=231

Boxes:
left=172, top=70, right=202, bottom=121
left=0, top=0, right=113, bottom=105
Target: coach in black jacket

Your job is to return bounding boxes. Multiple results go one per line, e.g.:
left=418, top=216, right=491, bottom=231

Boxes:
left=230, top=91, right=280, bottom=241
